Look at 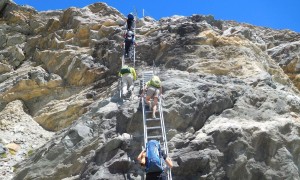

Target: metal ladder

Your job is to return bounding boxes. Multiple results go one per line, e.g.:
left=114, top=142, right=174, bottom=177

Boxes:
left=132, top=11, right=136, bottom=67
left=122, top=12, right=137, bottom=68
left=119, top=12, right=137, bottom=98
left=141, top=71, right=172, bottom=180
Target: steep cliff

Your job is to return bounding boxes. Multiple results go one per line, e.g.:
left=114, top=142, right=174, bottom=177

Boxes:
left=0, top=1, right=300, bottom=180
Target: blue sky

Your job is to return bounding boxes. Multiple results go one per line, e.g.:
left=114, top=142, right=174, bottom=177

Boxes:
left=13, top=0, right=300, bottom=32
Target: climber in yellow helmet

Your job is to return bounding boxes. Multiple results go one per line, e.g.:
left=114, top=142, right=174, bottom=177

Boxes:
left=141, top=75, right=162, bottom=118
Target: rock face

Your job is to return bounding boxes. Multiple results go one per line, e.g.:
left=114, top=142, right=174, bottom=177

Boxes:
left=0, top=100, right=53, bottom=179
left=0, top=1, right=300, bottom=180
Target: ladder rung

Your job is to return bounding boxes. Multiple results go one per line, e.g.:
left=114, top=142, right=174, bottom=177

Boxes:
left=146, top=118, right=160, bottom=121
left=147, top=135, right=162, bottom=139
left=147, top=126, right=161, bottom=130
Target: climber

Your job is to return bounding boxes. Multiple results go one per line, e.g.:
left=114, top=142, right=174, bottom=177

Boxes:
left=137, top=140, right=173, bottom=180
left=124, top=30, right=136, bottom=59
left=119, top=65, right=137, bottom=97
left=141, top=75, right=162, bottom=118
left=126, top=12, right=135, bottom=30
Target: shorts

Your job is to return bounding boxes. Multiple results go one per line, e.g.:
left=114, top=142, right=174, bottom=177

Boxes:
left=146, top=86, right=160, bottom=98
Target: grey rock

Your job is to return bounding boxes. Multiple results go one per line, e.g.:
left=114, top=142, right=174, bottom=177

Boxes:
left=0, top=62, right=12, bottom=74
left=2, top=1, right=300, bottom=180
left=6, top=34, right=26, bottom=46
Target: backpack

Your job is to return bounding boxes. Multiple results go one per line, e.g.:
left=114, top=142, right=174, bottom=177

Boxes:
left=150, top=76, right=161, bottom=88
left=120, top=66, right=131, bottom=74
left=145, top=140, right=164, bottom=173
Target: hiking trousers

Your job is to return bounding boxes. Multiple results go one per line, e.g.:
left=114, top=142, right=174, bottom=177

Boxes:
left=127, top=19, right=134, bottom=30
left=122, top=73, right=134, bottom=96
left=124, top=39, right=133, bottom=55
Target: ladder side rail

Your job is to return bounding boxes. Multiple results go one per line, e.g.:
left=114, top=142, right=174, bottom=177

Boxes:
left=168, top=167, right=172, bottom=180
left=121, top=44, right=125, bottom=66
left=142, top=71, right=153, bottom=147
left=152, top=60, right=155, bottom=75
left=142, top=73, right=148, bottom=148
left=142, top=96, right=147, bottom=148
left=133, top=45, right=136, bottom=67
left=159, top=97, right=167, bottom=153
left=142, top=72, right=153, bottom=145
left=122, top=17, right=127, bottom=66
left=159, top=96, right=172, bottom=180
left=133, top=16, right=136, bottom=67
left=119, top=78, right=122, bottom=99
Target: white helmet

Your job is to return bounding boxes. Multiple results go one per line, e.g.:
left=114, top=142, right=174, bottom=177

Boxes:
left=127, top=31, right=133, bottom=36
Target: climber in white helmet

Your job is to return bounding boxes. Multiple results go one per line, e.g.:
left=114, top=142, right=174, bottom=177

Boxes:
left=124, top=30, right=136, bottom=58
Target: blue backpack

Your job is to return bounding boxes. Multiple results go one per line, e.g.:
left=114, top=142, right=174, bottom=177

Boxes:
left=145, top=140, right=164, bottom=173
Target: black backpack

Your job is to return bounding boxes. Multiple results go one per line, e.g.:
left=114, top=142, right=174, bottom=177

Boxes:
left=120, top=66, right=131, bottom=74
